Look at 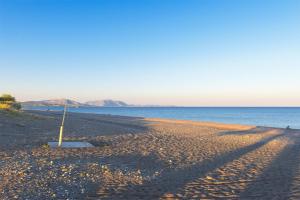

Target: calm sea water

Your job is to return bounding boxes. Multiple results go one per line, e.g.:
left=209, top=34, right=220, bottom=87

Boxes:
left=25, top=107, right=300, bottom=129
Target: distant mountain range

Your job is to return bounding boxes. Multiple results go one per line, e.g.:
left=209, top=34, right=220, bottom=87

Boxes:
left=85, top=100, right=128, bottom=107
left=21, top=99, right=130, bottom=107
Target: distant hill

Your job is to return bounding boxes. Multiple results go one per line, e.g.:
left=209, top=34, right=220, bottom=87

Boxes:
left=21, top=99, right=85, bottom=107
left=21, top=99, right=130, bottom=107
left=85, top=100, right=128, bottom=107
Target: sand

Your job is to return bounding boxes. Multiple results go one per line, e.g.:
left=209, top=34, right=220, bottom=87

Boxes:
left=0, top=110, right=300, bottom=199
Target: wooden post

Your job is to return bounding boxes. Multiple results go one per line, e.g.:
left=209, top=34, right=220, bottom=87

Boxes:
left=58, top=104, right=67, bottom=147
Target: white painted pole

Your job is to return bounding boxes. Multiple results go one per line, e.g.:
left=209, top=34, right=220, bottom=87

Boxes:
left=58, top=104, right=67, bottom=147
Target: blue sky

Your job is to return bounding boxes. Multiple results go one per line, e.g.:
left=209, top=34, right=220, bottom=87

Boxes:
left=0, top=0, right=300, bottom=106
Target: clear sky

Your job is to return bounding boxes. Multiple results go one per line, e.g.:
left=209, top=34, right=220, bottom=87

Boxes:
left=1, top=0, right=300, bottom=106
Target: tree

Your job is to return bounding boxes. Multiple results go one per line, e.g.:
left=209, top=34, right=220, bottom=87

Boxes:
left=0, top=94, right=21, bottom=110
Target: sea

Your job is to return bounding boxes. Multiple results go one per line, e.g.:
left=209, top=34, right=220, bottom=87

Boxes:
left=24, top=106, right=300, bottom=129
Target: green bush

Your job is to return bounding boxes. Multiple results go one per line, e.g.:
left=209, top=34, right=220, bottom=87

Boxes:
left=0, top=94, right=21, bottom=110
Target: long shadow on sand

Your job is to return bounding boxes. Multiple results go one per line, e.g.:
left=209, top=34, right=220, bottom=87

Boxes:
left=240, top=129, right=300, bottom=199
left=48, top=153, right=169, bottom=200
left=218, top=126, right=275, bottom=136
left=88, top=130, right=285, bottom=199
left=0, top=110, right=154, bottom=149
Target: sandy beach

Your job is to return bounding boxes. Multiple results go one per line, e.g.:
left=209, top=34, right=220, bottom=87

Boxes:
left=1, top=110, right=300, bottom=199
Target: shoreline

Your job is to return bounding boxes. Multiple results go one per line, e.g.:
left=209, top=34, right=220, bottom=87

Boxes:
left=23, top=108, right=299, bottom=130
left=1, top=110, right=300, bottom=199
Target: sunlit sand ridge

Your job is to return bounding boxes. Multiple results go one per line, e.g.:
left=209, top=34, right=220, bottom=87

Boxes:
left=0, top=110, right=300, bottom=199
